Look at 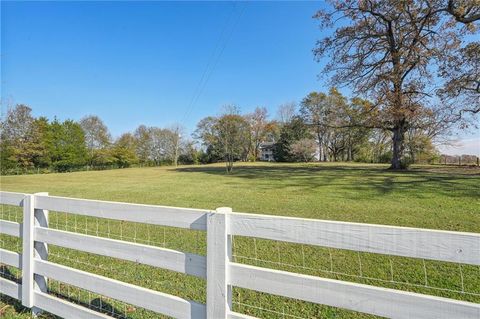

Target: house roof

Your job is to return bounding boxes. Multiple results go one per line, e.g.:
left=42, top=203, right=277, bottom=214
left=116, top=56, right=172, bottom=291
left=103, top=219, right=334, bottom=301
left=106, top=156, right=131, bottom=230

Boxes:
left=260, top=142, right=275, bottom=149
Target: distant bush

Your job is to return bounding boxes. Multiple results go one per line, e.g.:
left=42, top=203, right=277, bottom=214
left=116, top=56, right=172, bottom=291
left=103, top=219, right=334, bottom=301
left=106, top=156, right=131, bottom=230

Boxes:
left=377, top=152, right=392, bottom=163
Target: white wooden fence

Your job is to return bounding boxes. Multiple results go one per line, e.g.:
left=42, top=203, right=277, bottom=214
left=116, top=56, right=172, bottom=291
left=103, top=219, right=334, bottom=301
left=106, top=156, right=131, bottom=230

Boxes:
left=0, top=191, right=479, bottom=319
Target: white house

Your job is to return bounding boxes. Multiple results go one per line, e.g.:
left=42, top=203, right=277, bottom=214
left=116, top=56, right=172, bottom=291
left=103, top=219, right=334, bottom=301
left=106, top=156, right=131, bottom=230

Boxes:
left=259, top=142, right=275, bottom=161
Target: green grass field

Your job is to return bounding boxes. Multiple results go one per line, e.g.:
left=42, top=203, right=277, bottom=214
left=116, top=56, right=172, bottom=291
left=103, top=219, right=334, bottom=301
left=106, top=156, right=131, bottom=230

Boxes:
left=1, top=162, right=479, bottom=318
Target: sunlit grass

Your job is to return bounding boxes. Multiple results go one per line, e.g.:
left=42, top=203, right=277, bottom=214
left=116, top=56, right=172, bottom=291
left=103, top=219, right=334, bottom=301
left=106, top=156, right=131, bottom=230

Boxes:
left=1, top=162, right=479, bottom=318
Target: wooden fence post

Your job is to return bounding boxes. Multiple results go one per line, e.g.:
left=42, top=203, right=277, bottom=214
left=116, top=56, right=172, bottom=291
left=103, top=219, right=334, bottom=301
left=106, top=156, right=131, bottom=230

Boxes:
left=207, top=207, right=232, bottom=318
left=21, top=194, right=35, bottom=308
left=33, top=192, right=49, bottom=316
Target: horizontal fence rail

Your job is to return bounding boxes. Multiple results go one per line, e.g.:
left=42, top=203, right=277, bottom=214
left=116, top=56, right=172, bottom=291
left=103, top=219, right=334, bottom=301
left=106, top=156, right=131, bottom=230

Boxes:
left=35, top=194, right=209, bottom=230
left=0, top=191, right=27, bottom=206
left=230, top=212, right=480, bottom=265
left=0, top=220, right=21, bottom=237
left=229, top=263, right=480, bottom=319
left=35, top=259, right=207, bottom=319
left=0, top=191, right=479, bottom=319
left=0, top=248, right=21, bottom=268
left=0, top=276, right=21, bottom=300
left=34, top=291, right=114, bottom=319
left=34, top=226, right=207, bottom=278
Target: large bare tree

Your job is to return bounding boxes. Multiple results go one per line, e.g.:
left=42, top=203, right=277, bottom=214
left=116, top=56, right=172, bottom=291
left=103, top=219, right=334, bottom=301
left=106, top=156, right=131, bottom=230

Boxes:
left=168, top=124, right=184, bottom=166
left=246, top=107, right=269, bottom=161
left=300, top=91, right=330, bottom=161
left=314, top=0, right=479, bottom=169
left=276, top=102, right=296, bottom=125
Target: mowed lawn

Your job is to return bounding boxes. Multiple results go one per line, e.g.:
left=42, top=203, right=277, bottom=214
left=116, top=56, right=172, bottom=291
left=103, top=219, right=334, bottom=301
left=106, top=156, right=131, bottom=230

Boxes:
left=1, top=162, right=479, bottom=318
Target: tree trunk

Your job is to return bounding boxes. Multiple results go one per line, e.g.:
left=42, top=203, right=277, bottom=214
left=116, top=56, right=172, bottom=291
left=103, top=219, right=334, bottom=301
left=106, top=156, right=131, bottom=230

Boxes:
left=225, top=155, right=231, bottom=173
left=317, top=131, right=323, bottom=162
left=390, top=124, right=405, bottom=169
left=174, top=144, right=179, bottom=167
left=254, top=142, right=259, bottom=162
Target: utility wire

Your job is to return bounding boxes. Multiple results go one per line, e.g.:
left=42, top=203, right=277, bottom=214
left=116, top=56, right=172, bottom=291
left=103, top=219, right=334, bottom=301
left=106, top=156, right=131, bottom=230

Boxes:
left=181, top=2, right=248, bottom=123
left=180, top=3, right=238, bottom=123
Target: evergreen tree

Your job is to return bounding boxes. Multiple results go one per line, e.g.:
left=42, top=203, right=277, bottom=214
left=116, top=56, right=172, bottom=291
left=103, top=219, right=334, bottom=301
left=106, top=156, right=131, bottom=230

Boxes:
left=273, top=116, right=311, bottom=162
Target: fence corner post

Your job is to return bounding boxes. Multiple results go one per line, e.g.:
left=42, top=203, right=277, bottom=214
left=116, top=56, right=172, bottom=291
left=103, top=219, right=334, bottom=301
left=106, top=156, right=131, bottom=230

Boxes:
left=21, top=194, right=35, bottom=308
left=32, top=192, right=48, bottom=316
left=207, top=207, right=232, bottom=319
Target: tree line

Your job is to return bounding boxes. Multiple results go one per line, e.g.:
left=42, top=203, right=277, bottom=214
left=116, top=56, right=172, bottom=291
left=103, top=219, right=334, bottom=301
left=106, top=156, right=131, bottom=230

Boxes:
left=1, top=90, right=444, bottom=175
left=0, top=105, right=192, bottom=174
left=194, top=88, right=443, bottom=172
left=1, top=89, right=474, bottom=175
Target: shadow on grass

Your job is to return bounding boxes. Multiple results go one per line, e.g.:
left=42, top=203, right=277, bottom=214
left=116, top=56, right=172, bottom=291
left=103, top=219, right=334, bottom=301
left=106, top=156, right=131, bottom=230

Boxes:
left=175, top=164, right=480, bottom=199
left=0, top=295, right=30, bottom=317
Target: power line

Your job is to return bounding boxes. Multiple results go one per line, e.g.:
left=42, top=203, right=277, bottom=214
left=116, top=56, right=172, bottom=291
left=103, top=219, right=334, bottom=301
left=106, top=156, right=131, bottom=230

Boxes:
left=181, top=2, right=248, bottom=124
left=180, top=3, right=238, bottom=123
left=181, top=3, right=238, bottom=121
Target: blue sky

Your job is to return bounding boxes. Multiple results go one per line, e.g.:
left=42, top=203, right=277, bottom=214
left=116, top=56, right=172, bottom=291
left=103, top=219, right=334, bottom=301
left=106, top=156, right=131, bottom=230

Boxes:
left=1, top=1, right=478, bottom=154
left=2, top=1, right=326, bottom=132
